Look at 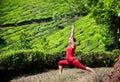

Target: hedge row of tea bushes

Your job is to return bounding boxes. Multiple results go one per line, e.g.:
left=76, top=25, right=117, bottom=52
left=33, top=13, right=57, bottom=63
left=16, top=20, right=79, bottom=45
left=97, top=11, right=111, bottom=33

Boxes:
left=0, top=49, right=119, bottom=78
left=0, top=0, right=90, bottom=25
left=0, top=0, right=68, bottom=25
left=48, top=14, right=112, bottom=53
left=0, top=0, right=114, bottom=55
left=0, top=16, right=78, bottom=55
left=76, top=50, right=120, bottom=67
left=0, top=49, right=65, bottom=81
left=0, top=14, right=112, bottom=55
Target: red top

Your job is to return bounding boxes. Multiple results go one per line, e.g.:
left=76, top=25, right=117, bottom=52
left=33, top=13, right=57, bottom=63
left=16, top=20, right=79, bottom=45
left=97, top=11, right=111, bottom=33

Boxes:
left=66, top=45, right=76, bottom=59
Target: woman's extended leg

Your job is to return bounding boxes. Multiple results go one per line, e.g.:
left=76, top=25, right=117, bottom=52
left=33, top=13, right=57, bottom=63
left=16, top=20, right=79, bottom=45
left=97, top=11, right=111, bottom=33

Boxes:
left=86, top=67, right=95, bottom=73
left=71, top=58, right=95, bottom=73
left=58, top=60, right=70, bottom=74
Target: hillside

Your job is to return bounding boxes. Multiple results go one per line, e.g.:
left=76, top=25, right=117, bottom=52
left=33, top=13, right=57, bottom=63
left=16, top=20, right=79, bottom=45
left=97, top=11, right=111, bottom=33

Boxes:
left=0, top=0, right=113, bottom=54
left=0, top=0, right=69, bottom=25
left=48, top=15, right=111, bottom=53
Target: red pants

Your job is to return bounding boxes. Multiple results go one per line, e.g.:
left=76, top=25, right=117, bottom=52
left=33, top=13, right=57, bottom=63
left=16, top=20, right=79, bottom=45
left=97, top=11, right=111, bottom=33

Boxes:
left=58, top=57, right=86, bottom=70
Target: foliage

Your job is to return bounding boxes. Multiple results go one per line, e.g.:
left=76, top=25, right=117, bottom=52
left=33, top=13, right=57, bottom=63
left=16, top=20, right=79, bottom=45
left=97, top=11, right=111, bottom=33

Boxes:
left=0, top=36, right=7, bottom=49
left=48, top=14, right=112, bottom=53
left=0, top=14, right=112, bottom=54
left=92, top=0, right=120, bottom=49
left=86, top=0, right=99, bottom=8
left=39, top=37, right=50, bottom=53
left=45, top=51, right=65, bottom=69
left=0, top=0, right=115, bottom=54
left=11, top=31, right=32, bottom=50
left=79, top=52, right=117, bottom=67
left=92, top=0, right=120, bottom=24
left=0, top=50, right=45, bottom=72
left=52, top=12, right=62, bottom=29
left=19, top=31, right=32, bottom=49
left=52, top=12, right=61, bottom=22
left=0, top=0, right=90, bottom=25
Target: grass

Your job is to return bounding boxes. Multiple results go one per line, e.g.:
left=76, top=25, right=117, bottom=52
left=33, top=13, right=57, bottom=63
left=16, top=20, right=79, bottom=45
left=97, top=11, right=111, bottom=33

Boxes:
left=10, top=67, right=111, bottom=82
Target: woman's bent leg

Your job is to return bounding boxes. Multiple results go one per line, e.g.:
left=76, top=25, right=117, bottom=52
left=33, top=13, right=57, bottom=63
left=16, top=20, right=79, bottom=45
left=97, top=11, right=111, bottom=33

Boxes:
left=58, top=60, right=69, bottom=74
left=58, top=65, right=63, bottom=74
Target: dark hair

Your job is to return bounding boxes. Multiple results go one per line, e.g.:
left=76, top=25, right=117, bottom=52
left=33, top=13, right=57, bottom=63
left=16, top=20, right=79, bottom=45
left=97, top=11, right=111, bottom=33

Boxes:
left=74, top=38, right=76, bottom=42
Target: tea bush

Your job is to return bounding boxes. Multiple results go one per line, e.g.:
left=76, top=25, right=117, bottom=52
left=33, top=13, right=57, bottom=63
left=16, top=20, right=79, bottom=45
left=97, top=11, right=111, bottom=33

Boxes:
left=0, top=50, right=119, bottom=76
left=76, top=51, right=120, bottom=67
left=0, top=50, right=45, bottom=72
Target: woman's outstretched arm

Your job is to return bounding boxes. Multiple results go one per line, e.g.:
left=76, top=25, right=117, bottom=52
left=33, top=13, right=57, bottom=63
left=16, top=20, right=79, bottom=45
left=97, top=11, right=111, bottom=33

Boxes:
left=70, top=25, right=75, bottom=47
left=70, top=25, right=74, bottom=39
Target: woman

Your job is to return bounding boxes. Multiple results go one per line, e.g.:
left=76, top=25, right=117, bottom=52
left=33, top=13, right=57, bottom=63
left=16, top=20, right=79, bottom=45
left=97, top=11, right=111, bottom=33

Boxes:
left=58, top=25, right=95, bottom=74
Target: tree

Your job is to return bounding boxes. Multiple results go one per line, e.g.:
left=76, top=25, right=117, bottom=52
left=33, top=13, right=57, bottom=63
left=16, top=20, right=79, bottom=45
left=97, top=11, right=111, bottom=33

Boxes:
left=92, top=0, right=120, bottom=49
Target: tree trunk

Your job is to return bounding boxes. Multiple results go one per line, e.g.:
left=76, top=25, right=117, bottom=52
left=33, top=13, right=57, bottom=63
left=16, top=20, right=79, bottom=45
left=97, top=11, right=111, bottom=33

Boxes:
left=100, top=56, right=120, bottom=82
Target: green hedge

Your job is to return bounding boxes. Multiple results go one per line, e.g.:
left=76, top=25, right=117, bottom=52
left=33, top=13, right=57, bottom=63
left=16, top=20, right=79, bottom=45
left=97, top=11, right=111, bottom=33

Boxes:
left=0, top=50, right=119, bottom=71
left=45, top=51, right=65, bottom=69
left=0, top=50, right=45, bottom=81
left=0, top=50, right=45, bottom=72
left=0, top=50, right=66, bottom=81
left=0, top=49, right=119, bottom=81
left=76, top=51, right=120, bottom=67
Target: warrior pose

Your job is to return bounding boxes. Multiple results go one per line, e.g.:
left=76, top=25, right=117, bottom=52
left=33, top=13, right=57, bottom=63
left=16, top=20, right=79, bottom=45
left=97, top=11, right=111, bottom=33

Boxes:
left=58, top=25, right=95, bottom=74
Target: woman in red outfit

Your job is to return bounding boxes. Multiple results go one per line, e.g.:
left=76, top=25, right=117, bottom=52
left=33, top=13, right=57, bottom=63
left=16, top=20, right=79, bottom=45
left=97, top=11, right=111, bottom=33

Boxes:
left=58, top=25, right=95, bottom=74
